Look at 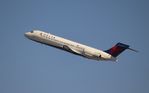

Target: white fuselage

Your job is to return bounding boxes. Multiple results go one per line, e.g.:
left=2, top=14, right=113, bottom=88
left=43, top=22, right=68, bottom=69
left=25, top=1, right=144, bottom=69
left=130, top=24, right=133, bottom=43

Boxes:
left=25, top=30, right=116, bottom=61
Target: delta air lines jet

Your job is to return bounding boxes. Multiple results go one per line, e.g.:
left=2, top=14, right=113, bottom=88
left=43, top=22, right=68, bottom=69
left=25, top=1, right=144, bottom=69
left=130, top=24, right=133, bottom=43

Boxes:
left=25, top=30, right=137, bottom=61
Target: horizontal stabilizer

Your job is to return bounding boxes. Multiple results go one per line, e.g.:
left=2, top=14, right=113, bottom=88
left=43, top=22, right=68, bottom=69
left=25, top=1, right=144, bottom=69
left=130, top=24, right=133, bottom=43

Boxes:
left=128, top=48, right=138, bottom=52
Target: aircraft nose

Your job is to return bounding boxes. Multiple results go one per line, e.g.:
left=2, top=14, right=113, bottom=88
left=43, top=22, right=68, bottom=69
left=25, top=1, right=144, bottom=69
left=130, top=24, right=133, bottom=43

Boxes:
left=24, top=32, right=30, bottom=37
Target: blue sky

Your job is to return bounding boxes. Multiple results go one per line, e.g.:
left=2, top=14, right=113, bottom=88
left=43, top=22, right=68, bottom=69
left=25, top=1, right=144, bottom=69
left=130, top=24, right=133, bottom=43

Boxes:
left=0, top=0, right=149, bottom=93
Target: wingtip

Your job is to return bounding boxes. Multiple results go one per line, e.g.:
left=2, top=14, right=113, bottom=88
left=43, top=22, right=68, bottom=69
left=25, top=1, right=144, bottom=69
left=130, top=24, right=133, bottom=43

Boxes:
left=128, top=48, right=139, bottom=52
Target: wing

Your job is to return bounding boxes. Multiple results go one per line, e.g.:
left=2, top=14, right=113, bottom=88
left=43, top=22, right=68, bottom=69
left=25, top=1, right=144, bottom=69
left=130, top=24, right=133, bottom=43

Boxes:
left=62, top=45, right=82, bottom=55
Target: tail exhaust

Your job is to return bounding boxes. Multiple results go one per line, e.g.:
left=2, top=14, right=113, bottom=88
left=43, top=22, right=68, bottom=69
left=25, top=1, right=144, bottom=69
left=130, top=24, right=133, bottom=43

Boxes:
left=105, top=43, right=138, bottom=57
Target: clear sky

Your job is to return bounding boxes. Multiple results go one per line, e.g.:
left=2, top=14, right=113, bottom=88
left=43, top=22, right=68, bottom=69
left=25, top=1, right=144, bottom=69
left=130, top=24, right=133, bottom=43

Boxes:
left=0, top=0, right=149, bottom=93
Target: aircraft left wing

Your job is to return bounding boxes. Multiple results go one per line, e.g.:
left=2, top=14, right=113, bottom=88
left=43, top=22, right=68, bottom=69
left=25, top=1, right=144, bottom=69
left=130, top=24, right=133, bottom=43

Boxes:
left=62, top=45, right=82, bottom=55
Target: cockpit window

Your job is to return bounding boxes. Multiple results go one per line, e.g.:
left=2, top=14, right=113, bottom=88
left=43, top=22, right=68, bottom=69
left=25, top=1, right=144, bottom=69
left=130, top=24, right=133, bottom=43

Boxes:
left=30, top=31, right=34, bottom=33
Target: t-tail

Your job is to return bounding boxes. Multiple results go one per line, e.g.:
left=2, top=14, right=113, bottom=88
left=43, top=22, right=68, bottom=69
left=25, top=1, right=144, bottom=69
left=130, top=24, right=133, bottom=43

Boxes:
left=105, top=43, right=138, bottom=57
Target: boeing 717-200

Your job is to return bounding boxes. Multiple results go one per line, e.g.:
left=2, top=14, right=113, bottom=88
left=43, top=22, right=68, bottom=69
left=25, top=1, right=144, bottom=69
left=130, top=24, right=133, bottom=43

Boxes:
left=25, top=30, right=137, bottom=61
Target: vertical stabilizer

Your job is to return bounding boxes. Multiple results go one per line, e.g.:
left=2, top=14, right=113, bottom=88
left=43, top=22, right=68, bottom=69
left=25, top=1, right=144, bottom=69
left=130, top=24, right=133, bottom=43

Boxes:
left=105, top=43, right=130, bottom=57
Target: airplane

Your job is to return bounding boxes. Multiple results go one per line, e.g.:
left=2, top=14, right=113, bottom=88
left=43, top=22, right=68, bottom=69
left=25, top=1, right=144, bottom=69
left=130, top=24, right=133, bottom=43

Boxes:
left=24, top=30, right=137, bottom=61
